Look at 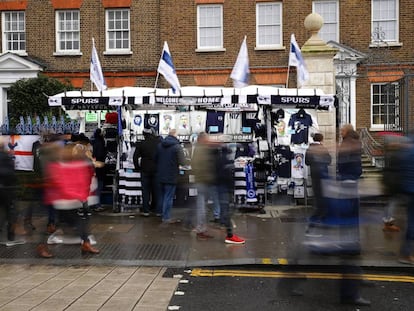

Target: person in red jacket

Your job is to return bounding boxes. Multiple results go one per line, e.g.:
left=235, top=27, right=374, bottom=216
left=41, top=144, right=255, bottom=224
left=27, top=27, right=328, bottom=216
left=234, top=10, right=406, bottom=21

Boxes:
left=39, top=142, right=100, bottom=257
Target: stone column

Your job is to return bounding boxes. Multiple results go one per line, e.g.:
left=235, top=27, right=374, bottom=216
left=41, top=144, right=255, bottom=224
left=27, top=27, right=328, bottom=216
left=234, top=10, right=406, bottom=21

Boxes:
left=300, top=13, right=338, bottom=154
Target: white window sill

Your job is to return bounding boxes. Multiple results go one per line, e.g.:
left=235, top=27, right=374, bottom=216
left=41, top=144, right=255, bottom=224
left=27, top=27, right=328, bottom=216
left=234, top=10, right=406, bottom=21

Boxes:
left=4, top=51, right=28, bottom=56
left=53, top=51, right=83, bottom=56
left=195, top=48, right=226, bottom=53
left=103, top=50, right=133, bottom=55
left=369, top=42, right=403, bottom=48
left=255, top=45, right=286, bottom=51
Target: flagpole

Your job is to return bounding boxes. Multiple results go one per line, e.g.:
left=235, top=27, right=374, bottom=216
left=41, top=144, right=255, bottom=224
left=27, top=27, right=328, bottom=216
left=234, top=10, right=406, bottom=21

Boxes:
left=285, top=65, right=290, bottom=88
left=91, top=37, right=95, bottom=91
left=154, top=42, right=164, bottom=89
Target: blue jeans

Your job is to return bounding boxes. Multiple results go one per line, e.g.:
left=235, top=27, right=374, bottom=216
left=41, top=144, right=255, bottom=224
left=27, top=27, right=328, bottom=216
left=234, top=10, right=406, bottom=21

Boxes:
left=209, top=185, right=220, bottom=220
left=195, top=183, right=209, bottom=233
left=218, top=184, right=233, bottom=237
left=160, top=183, right=176, bottom=222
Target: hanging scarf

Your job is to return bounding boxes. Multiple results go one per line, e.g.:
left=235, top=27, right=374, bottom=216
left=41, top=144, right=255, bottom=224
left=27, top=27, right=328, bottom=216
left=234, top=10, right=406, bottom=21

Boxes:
left=245, top=161, right=257, bottom=203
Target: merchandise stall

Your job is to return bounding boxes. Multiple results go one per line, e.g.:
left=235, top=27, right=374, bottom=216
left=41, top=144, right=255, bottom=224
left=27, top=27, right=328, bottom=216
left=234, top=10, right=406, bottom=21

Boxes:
left=49, top=86, right=336, bottom=213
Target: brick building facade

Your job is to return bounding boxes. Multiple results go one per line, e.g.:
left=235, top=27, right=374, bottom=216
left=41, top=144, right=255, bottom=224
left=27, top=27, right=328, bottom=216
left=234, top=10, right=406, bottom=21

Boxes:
left=0, top=0, right=413, bottom=132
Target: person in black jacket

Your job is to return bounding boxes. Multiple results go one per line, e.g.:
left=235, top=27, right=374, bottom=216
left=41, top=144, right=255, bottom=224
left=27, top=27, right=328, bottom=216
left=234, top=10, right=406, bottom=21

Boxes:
left=305, top=133, right=331, bottom=221
left=91, top=128, right=107, bottom=212
left=133, top=127, right=161, bottom=216
left=155, top=129, right=185, bottom=223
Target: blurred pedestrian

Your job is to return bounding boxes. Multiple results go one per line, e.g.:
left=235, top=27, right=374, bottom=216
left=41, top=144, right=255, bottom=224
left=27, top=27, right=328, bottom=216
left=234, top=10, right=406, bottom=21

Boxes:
left=133, top=127, right=161, bottom=217
left=191, top=132, right=215, bottom=240
left=214, top=141, right=245, bottom=244
left=397, top=136, right=414, bottom=265
left=44, top=142, right=100, bottom=256
left=381, top=134, right=409, bottom=232
left=155, top=129, right=186, bottom=224
left=91, top=128, right=107, bottom=212
left=305, top=133, right=331, bottom=222
left=337, top=124, right=362, bottom=181
left=0, top=138, right=17, bottom=242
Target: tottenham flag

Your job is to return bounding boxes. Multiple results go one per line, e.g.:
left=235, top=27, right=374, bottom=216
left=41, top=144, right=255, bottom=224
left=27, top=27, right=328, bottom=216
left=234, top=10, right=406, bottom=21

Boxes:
left=289, top=34, right=309, bottom=87
left=90, top=38, right=107, bottom=91
left=157, top=41, right=181, bottom=93
left=230, top=36, right=250, bottom=88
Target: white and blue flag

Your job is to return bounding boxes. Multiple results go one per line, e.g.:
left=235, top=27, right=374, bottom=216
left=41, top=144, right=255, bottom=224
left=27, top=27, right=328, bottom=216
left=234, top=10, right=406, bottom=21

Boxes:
left=157, top=41, right=181, bottom=93
left=90, top=38, right=107, bottom=91
left=230, top=36, right=250, bottom=88
left=289, top=33, right=309, bottom=87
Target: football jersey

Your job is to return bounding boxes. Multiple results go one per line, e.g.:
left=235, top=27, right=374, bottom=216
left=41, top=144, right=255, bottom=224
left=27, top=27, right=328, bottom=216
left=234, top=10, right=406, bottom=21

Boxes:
left=241, top=111, right=259, bottom=134
left=190, top=110, right=207, bottom=134
left=288, top=109, right=313, bottom=145
left=206, top=111, right=225, bottom=133
left=175, top=112, right=191, bottom=135
left=272, top=109, right=291, bottom=146
left=224, top=112, right=242, bottom=134
left=274, top=145, right=294, bottom=178
left=159, top=111, right=176, bottom=136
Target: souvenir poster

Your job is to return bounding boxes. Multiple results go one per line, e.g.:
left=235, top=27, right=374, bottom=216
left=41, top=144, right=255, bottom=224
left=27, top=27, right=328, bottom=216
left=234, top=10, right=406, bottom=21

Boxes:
left=175, top=112, right=191, bottom=135
left=159, top=111, right=175, bottom=135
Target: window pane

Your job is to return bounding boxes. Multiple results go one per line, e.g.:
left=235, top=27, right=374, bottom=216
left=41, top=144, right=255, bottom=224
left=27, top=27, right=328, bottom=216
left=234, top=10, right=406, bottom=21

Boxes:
left=198, top=5, right=222, bottom=49
left=106, top=9, right=130, bottom=51
left=313, top=1, right=339, bottom=42
left=372, top=0, right=397, bottom=42
left=3, top=11, right=26, bottom=52
left=56, top=10, right=80, bottom=52
left=257, top=3, right=282, bottom=46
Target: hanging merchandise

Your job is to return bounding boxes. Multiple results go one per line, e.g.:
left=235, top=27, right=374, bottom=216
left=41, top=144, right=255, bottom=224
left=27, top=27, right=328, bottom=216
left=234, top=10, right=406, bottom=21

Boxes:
left=159, top=111, right=176, bottom=135
left=288, top=108, right=313, bottom=145
left=144, top=113, right=160, bottom=134
left=175, top=111, right=191, bottom=135
left=241, top=111, right=259, bottom=134
left=245, top=161, right=258, bottom=203
left=224, top=112, right=242, bottom=134
left=274, top=145, right=294, bottom=178
left=189, top=110, right=207, bottom=134
left=206, top=111, right=225, bottom=134
left=131, top=112, right=145, bottom=135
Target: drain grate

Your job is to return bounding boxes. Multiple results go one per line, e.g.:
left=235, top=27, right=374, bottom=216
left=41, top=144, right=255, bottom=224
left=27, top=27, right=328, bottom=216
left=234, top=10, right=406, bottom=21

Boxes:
left=279, top=217, right=307, bottom=223
left=0, top=242, right=188, bottom=262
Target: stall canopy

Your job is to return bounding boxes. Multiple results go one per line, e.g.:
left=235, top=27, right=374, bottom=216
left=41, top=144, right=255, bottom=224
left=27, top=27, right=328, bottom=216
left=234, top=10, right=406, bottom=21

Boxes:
left=48, top=85, right=336, bottom=111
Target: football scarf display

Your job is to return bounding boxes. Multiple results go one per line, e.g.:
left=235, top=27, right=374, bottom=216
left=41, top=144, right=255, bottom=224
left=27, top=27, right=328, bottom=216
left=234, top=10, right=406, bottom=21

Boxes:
left=245, top=161, right=258, bottom=203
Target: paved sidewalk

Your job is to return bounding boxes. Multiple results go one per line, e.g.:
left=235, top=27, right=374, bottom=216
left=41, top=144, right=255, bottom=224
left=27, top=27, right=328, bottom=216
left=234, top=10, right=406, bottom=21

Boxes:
left=0, top=264, right=180, bottom=311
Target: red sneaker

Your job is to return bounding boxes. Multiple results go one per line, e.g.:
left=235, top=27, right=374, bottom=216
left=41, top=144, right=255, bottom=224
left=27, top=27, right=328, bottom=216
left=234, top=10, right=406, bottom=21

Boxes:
left=225, top=234, right=245, bottom=244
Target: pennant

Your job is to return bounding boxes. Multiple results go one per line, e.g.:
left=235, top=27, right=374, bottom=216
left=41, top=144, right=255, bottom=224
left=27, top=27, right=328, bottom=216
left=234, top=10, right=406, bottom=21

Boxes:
left=90, top=38, right=107, bottom=91
left=288, top=34, right=309, bottom=87
left=157, top=41, right=181, bottom=93
left=230, top=36, right=250, bottom=88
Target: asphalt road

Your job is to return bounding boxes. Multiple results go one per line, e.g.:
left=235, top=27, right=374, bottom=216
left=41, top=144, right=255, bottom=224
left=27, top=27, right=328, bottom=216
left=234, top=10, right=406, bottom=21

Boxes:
left=167, top=266, right=414, bottom=311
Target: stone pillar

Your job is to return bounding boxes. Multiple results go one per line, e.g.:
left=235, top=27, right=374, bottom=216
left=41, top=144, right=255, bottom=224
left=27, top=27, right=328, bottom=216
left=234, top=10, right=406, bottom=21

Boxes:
left=300, top=13, right=338, bottom=153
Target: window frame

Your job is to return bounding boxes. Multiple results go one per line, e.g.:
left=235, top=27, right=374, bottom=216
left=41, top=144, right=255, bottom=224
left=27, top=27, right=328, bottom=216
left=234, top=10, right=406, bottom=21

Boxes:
left=370, top=82, right=400, bottom=130
left=2, top=11, right=26, bottom=55
left=104, top=8, right=132, bottom=55
left=371, top=0, right=399, bottom=44
left=54, top=10, right=81, bottom=55
left=312, top=0, right=339, bottom=43
left=196, top=4, right=224, bottom=52
left=255, top=2, right=283, bottom=50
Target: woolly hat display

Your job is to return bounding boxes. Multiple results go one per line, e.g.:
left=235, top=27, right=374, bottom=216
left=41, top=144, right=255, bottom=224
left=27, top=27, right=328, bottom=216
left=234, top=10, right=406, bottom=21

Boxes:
left=105, top=112, right=118, bottom=124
